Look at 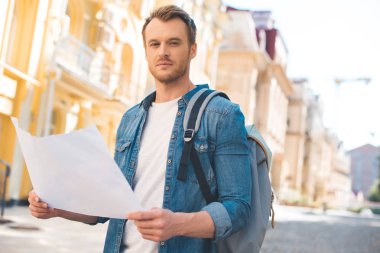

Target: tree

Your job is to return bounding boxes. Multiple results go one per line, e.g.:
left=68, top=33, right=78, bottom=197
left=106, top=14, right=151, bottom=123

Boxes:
left=368, top=179, right=380, bottom=202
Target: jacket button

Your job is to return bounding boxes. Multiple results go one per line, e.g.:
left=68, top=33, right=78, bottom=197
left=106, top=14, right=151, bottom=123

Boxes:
left=160, top=241, right=165, bottom=246
left=200, top=145, right=205, bottom=150
left=167, top=159, right=172, bottom=165
left=165, top=186, right=170, bottom=191
left=177, top=111, right=182, bottom=116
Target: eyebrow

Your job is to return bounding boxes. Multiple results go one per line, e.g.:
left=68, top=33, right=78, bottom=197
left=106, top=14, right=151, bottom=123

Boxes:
left=147, top=37, right=183, bottom=43
left=168, top=38, right=182, bottom=41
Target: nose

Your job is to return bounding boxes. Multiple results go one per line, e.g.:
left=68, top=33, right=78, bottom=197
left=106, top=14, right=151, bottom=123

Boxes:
left=158, top=44, right=169, bottom=58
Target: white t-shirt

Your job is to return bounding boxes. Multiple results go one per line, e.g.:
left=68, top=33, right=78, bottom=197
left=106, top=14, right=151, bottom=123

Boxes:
left=124, top=97, right=179, bottom=253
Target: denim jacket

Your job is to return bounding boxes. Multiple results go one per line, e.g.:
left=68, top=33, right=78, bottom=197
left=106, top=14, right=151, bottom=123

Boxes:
left=97, top=84, right=252, bottom=253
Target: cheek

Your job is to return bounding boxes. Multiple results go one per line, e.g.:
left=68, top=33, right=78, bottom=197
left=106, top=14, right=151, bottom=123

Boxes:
left=145, top=51, right=155, bottom=63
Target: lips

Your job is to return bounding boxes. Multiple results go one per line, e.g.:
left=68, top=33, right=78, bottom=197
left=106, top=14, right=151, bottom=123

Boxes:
left=156, top=60, right=173, bottom=67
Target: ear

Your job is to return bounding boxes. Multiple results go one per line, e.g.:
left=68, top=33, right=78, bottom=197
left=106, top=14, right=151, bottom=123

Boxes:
left=190, top=43, right=197, bottom=59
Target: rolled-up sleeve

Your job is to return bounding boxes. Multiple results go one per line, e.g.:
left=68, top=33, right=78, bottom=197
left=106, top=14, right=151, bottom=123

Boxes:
left=204, top=104, right=251, bottom=241
left=201, top=202, right=231, bottom=240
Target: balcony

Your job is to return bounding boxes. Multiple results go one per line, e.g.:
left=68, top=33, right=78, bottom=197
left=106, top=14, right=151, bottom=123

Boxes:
left=53, top=35, right=116, bottom=98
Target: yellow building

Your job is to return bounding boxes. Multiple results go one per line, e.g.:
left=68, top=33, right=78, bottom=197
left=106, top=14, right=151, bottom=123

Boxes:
left=1, top=0, right=50, bottom=204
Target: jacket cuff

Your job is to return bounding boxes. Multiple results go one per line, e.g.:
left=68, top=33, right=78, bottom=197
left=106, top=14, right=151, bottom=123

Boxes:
left=88, top=216, right=109, bottom=225
left=201, top=202, right=232, bottom=241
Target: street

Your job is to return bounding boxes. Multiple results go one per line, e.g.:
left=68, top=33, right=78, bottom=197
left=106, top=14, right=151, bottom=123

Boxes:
left=0, top=205, right=379, bottom=253
left=0, top=206, right=107, bottom=253
left=261, top=205, right=380, bottom=253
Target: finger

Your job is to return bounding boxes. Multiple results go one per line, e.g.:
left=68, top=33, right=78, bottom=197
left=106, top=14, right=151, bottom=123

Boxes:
left=29, top=190, right=36, bottom=197
left=29, top=204, right=51, bottom=214
left=137, top=227, right=160, bottom=236
left=136, top=227, right=160, bottom=241
left=135, top=218, right=166, bottom=229
left=134, top=220, right=155, bottom=229
left=28, top=194, right=49, bottom=206
left=28, top=197, right=49, bottom=208
left=128, top=211, right=155, bottom=221
left=30, top=211, right=51, bottom=219
left=136, top=225, right=154, bottom=233
left=28, top=191, right=40, bottom=202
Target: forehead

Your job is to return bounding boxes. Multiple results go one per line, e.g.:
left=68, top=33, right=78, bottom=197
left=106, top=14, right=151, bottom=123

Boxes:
left=144, top=17, right=188, bottom=41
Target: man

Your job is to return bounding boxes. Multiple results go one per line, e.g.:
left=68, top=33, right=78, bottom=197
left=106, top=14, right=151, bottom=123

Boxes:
left=28, top=5, right=251, bottom=253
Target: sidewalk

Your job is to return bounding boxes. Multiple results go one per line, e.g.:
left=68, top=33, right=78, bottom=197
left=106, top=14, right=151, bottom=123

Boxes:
left=2, top=205, right=379, bottom=253
left=261, top=205, right=380, bottom=253
left=0, top=206, right=107, bottom=253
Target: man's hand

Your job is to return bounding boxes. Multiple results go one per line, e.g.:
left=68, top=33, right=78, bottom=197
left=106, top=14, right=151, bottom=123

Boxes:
left=28, top=191, right=59, bottom=219
left=127, top=208, right=215, bottom=242
left=28, top=190, right=98, bottom=224
left=128, top=208, right=183, bottom=242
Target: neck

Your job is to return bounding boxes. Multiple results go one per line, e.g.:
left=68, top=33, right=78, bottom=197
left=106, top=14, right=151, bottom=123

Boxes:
left=155, top=78, right=195, bottom=103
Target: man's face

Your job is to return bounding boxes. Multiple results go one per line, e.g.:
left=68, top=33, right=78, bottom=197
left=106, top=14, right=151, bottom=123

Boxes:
left=144, top=18, right=196, bottom=84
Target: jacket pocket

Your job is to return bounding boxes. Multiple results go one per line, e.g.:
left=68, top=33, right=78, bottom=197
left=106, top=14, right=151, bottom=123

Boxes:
left=189, top=137, right=216, bottom=184
left=194, top=137, right=216, bottom=153
left=115, top=140, right=131, bottom=152
left=114, top=139, right=132, bottom=168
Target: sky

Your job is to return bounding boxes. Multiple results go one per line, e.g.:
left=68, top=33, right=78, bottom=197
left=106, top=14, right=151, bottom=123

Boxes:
left=222, top=0, right=380, bottom=150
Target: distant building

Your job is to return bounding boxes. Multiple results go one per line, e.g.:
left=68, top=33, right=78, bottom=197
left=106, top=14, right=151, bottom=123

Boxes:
left=221, top=8, right=293, bottom=197
left=282, top=78, right=309, bottom=202
left=348, top=144, right=380, bottom=197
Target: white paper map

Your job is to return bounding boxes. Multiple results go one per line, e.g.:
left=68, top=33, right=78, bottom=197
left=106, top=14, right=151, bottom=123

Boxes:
left=11, top=117, right=142, bottom=219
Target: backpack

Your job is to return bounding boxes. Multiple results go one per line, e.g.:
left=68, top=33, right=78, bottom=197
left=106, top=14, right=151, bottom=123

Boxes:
left=177, top=88, right=274, bottom=253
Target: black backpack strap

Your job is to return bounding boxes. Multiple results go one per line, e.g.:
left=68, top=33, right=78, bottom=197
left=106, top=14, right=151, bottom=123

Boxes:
left=178, top=88, right=213, bottom=181
left=177, top=88, right=229, bottom=204
left=190, top=147, right=215, bottom=204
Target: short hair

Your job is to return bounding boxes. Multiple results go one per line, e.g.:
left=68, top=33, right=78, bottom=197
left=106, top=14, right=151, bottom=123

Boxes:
left=142, top=5, right=197, bottom=45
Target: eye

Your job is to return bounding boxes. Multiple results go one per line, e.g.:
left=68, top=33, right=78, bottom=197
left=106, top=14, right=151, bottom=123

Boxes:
left=149, top=42, right=160, bottom=47
left=169, top=41, right=180, bottom=46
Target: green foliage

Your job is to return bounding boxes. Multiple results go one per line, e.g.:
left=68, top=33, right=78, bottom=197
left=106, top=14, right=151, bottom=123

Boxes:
left=347, top=207, right=362, bottom=213
left=368, top=179, right=380, bottom=202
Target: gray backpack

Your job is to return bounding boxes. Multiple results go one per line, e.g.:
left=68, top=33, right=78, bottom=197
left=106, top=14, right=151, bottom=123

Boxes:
left=177, top=88, right=274, bottom=253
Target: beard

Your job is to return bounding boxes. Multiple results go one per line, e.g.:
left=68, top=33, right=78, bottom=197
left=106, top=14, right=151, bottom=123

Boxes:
left=149, top=57, right=190, bottom=84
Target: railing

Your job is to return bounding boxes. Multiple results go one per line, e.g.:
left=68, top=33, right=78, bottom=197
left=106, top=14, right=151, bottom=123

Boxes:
left=0, top=60, right=40, bottom=86
left=53, top=35, right=137, bottom=103
left=53, top=35, right=114, bottom=95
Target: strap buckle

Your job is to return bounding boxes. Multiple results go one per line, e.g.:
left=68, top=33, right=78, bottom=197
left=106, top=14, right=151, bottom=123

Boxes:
left=184, top=129, right=195, bottom=142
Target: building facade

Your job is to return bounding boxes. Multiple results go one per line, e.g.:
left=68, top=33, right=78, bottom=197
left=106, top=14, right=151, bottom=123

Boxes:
left=300, top=91, right=351, bottom=207
left=217, top=9, right=295, bottom=199
left=282, top=79, right=308, bottom=202
left=349, top=144, right=380, bottom=198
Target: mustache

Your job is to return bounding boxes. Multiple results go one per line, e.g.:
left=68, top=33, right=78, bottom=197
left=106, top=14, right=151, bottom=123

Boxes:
left=156, top=57, right=173, bottom=65
left=157, top=55, right=172, bottom=61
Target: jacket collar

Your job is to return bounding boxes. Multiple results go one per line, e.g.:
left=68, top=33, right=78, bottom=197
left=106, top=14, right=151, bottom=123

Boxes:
left=140, top=84, right=209, bottom=111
